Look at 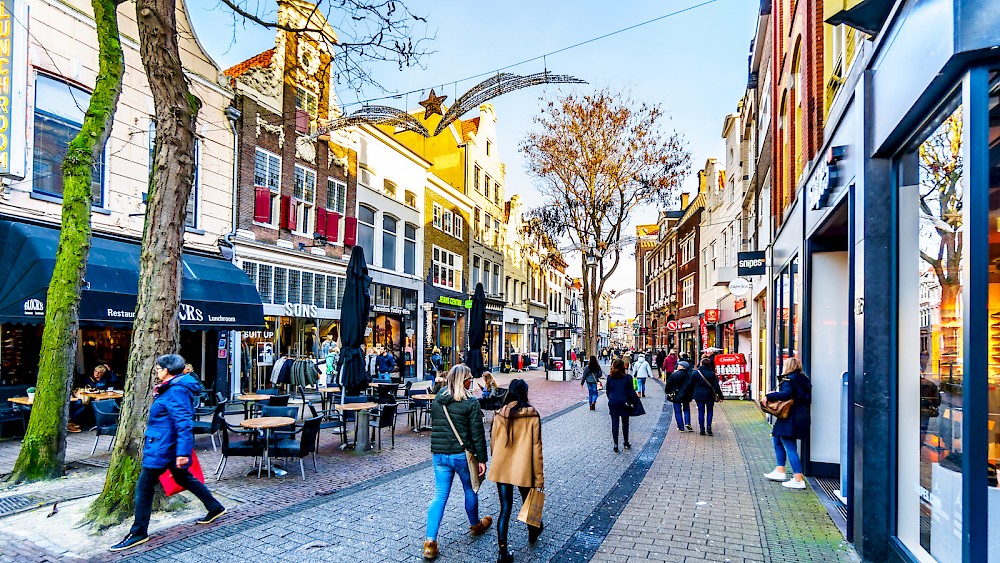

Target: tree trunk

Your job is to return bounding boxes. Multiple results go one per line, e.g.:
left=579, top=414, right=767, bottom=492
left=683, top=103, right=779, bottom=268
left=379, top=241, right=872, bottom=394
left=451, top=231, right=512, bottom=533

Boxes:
left=7, top=0, right=125, bottom=484
left=88, top=0, right=198, bottom=526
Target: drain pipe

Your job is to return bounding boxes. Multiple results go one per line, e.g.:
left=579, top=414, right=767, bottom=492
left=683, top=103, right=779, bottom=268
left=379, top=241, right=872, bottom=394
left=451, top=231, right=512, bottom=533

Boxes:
left=224, top=105, right=242, bottom=252
left=224, top=104, right=242, bottom=399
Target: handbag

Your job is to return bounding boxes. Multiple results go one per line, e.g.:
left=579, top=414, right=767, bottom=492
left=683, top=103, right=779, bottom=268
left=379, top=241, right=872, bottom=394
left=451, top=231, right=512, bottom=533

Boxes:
left=695, top=370, right=724, bottom=403
left=159, top=451, right=205, bottom=496
left=517, top=488, right=545, bottom=528
left=759, top=397, right=794, bottom=419
left=442, top=405, right=482, bottom=493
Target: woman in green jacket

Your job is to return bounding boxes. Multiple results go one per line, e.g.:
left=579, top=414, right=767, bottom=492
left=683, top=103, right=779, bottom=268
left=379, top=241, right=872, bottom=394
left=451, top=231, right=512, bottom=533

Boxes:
left=422, top=364, right=492, bottom=560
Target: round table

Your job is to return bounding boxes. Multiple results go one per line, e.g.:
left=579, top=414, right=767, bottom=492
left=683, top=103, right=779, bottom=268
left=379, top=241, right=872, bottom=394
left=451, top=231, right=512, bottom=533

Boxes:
left=336, top=402, right=378, bottom=453
left=237, top=393, right=271, bottom=402
left=241, top=416, right=296, bottom=478
left=6, top=396, right=32, bottom=406
left=81, top=391, right=124, bottom=402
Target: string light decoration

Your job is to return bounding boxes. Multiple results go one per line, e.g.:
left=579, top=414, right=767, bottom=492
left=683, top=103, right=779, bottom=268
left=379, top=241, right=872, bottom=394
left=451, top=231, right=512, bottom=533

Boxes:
left=322, top=105, right=430, bottom=137
left=433, top=71, right=586, bottom=136
left=418, top=88, right=447, bottom=118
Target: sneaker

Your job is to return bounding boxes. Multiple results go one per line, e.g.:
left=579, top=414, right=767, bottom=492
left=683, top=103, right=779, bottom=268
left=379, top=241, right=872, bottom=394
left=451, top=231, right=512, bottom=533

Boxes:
left=67, top=423, right=81, bottom=433
left=699, top=430, right=706, bottom=436
left=685, top=424, right=693, bottom=431
left=110, top=533, right=149, bottom=552
left=197, top=506, right=226, bottom=525
left=422, top=540, right=439, bottom=560
left=764, top=470, right=787, bottom=481
left=469, top=516, right=493, bottom=536
left=782, top=479, right=807, bottom=490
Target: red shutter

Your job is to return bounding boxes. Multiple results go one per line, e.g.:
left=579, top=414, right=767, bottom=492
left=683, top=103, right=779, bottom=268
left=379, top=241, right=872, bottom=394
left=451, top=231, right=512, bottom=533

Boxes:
left=279, top=194, right=291, bottom=229
left=288, top=198, right=298, bottom=231
left=326, top=212, right=341, bottom=242
left=254, top=187, right=272, bottom=223
left=315, top=207, right=327, bottom=238
left=344, top=216, right=358, bottom=247
left=295, top=109, right=309, bottom=133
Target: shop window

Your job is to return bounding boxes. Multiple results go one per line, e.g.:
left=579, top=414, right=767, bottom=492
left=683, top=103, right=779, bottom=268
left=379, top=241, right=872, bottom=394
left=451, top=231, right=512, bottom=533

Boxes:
left=314, top=275, right=325, bottom=308
left=274, top=267, right=287, bottom=304
left=254, top=148, right=281, bottom=226
left=326, top=275, right=337, bottom=309
left=326, top=178, right=346, bottom=215
left=257, top=264, right=273, bottom=304
left=33, top=74, right=105, bottom=207
left=358, top=205, right=376, bottom=266
left=288, top=270, right=302, bottom=304
left=382, top=215, right=398, bottom=270
left=404, top=223, right=417, bottom=275
left=293, top=164, right=316, bottom=235
left=302, top=272, right=314, bottom=306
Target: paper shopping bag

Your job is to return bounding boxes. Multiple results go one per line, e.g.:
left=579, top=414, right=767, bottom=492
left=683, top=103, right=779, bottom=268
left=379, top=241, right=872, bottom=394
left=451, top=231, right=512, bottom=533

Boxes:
left=516, top=488, right=545, bottom=528
left=159, top=451, right=205, bottom=496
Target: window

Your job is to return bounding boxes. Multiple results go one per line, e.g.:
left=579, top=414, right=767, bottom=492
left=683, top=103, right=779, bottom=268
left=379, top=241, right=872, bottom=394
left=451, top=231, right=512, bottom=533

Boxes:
left=682, top=276, right=694, bottom=307
left=474, top=207, right=482, bottom=240
left=442, top=209, right=454, bottom=236
left=149, top=120, right=200, bottom=228
left=274, top=267, right=287, bottom=303
left=681, top=235, right=696, bottom=263
left=493, top=263, right=500, bottom=297
left=33, top=74, right=106, bottom=207
left=474, top=166, right=481, bottom=192
left=358, top=205, right=376, bottom=265
left=382, top=215, right=397, bottom=270
left=485, top=213, right=493, bottom=245
left=432, top=203, right=443, bottom=229
left=403, top=223, right=417, bottom=275
left=473, top=257, right=481, bottom=287
left=432, top=246, right=462, bottom=290
left=494, top=181, right=501, bottom=205
left=254, top=148, right=281, bottom=225
left=484, top=175, right=492, bottom=201
left=483, top=261, right=491, bottom=293
left=293, top=165, right=316, bottom=233
left=405, top=190, right=417, bottom=207
left=326, top=178, right=346, bottom=214
left=493, top=218, right=501, bottom=248
left=295, top=87, right=318, bottom=133
left=453, top=214, right=463, bottom=240
left=383, top=179, right=397, bottom=197
left=486, top=140, right=492, bottom=156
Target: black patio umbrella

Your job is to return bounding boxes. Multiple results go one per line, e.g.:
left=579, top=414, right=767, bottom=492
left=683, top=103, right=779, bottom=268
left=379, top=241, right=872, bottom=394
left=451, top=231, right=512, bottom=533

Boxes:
left=466, top=282, right=487, bottom=379
left=338, top=246, right=372, bottom=396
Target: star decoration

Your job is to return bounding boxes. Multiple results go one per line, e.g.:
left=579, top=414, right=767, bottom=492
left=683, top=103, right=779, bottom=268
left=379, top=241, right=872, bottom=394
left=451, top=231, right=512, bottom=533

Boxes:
left=419, top=89, right=448, bottom=119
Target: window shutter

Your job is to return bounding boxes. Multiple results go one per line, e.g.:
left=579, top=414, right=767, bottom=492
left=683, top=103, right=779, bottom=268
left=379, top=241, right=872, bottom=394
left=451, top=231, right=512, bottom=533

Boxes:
left=294, top=109, right=309, bottom=133
left=344, top=216, right=357, bottom=247
left=326, top=211, right=341, bottom=242
left=254, top=187, right=271, bottom=223
left=279, top=194, right=291, bottom=229
left=288, top=197, right=298, bottom=231
left=315, top=207, right=328, bottom=238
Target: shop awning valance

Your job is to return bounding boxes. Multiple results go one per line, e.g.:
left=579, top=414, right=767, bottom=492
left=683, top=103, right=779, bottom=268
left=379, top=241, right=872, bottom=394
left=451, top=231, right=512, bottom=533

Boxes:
left=0, top=221, right=264, bottom=330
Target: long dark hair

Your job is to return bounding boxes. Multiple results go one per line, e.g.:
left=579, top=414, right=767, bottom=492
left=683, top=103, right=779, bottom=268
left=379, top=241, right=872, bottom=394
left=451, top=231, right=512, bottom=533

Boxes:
left=588, top=356, right=600, bottom=373
left=609, top=359, right=626, bottom=379
left=502, top=379, right=532, bottom=445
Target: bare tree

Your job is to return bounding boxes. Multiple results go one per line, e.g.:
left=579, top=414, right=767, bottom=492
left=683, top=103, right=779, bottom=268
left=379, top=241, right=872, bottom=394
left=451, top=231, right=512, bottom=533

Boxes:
left=521, top=89, right=690, bottom=358
left=7, top=0, right=126, bottom=484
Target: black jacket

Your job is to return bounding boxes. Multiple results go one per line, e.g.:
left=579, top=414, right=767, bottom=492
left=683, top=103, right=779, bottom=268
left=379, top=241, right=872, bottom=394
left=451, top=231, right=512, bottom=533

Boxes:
left=664, top=367, right=692, bottom=403
left=686, top=367, right=723, bottom=403
left=430, top=390, right=488, bottom=462
left=606, top=375, right=639, bottom=417
left=767, top=370, right=812, bottom=439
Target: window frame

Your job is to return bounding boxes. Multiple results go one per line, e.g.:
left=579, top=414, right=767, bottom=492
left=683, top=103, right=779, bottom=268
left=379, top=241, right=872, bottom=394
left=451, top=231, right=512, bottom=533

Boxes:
left=253, top=147, right=282, bottom=227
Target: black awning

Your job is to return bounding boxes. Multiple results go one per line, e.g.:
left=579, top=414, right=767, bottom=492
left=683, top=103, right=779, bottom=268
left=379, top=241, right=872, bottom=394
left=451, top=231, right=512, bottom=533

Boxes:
left=0, top=221, right=264, bottom=330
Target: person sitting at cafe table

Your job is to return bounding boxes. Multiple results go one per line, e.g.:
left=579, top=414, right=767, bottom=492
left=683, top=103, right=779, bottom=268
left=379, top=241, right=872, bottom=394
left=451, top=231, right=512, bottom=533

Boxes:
left=87, top=364, right=117, bottom=391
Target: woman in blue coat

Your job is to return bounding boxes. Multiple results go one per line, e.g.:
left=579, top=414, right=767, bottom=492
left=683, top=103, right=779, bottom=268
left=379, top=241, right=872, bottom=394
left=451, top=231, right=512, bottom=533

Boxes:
left=763, top=357, right=812, bottom=490
left=111, top=354, right=225, bottom=552
left=605, top=359, right=640, bottom=453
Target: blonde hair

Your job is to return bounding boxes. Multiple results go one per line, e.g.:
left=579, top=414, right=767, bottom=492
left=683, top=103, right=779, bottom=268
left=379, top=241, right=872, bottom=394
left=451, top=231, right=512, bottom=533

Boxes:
left=782, top=357, right=803, bottom=374
left=445, top=364, right=472, bottom=401
left=94, top=365, right=108, bottom=376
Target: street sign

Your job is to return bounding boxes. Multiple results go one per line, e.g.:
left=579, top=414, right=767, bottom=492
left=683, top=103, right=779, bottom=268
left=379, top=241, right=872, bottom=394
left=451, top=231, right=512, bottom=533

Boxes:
left=728, top=277, right=750, bottom=296
left=632, top=322, right=640, bottom=329
left=737, top=251, right=766, bottom=276
left=666, top=320, right=678, bottom=331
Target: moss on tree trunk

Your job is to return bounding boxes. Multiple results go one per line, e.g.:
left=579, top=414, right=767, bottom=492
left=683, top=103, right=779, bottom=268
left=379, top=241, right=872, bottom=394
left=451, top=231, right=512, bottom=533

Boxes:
left=88, top=0, right=199, bottom=527
left=6, top=0, right=125, bottom=484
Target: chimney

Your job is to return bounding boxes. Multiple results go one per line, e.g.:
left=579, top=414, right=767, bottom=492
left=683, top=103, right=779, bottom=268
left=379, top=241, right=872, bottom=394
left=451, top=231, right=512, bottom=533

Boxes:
left=681, top=192, right=690, bottom=210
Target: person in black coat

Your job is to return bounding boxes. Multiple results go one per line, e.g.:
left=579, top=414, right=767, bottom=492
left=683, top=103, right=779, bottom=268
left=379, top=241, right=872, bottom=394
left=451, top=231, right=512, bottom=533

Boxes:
left=764, top=357, right=812, bottom=489
left=664, top=360, right=694, bottom=432
left=655, top=349, right=667, bottom=378
left=685, top=357, right=723, bottom=436
left=605, top=359, right=640, bottom=453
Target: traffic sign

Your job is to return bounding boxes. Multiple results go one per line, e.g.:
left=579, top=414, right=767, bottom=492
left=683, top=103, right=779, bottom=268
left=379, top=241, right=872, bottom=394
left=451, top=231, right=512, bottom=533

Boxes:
left=632, top=322, right=640, bottom=329
left=666, top=320, right=678, bottom=331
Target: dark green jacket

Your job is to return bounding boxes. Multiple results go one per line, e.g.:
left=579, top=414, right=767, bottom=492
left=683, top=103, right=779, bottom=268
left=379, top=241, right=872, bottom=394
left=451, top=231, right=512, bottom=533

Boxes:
left=430, top=390, right=488, bottom=462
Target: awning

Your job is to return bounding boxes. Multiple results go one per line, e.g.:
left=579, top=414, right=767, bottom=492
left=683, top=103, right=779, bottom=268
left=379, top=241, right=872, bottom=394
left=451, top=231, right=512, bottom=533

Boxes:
left=0, top=221, right=264, bottom=330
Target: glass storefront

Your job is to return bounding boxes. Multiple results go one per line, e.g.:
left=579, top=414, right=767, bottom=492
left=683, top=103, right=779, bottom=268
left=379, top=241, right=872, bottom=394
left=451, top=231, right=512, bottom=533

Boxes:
left=773, top=257, right=799, bottom=384
left=986, top=75, right=1000, bottom=559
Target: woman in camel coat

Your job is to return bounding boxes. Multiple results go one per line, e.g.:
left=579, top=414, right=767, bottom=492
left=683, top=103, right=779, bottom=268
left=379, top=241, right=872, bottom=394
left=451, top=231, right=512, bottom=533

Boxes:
left=487, top=379, right=544, bottom=562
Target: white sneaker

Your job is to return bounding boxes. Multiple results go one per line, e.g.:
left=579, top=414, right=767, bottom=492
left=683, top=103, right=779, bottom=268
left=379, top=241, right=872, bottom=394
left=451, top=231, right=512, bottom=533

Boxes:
left=764, top=470, right=787, bottom=481
left=782, top=479, right=806, bottom=490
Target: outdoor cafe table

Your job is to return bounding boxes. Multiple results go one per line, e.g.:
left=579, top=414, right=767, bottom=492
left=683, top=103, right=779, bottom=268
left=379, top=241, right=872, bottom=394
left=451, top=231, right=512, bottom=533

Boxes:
left=317, top=386, right=341, bottom=410
left=7, top=397, right=32, bottom=406
left=7, top=390, right=124, bottom=406
left=237, top=393, right=271, bottom=418
left=411, top=394, right=436, bottom=431
left=335, top=402, right=378, bottom=453
left=240, top=416, right=295, bottom=478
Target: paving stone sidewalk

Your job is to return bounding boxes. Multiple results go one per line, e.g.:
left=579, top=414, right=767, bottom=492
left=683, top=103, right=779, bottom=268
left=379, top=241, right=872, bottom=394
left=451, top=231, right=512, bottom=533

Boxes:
left=592, top=400, right=858, bottom=563
left=118, top=382, right=666, bottom=563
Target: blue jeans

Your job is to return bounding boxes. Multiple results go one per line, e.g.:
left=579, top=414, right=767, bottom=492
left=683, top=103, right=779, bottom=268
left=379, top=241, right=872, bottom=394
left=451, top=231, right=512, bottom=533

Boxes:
left=773, top=435, right=803, bottom=474
left=696, top=401, right=714, bottom=431
left=426, top=453, right=479, bottom=541
left=637, top=378, right=646, bottom=394
left=586, top=382, right=598, bottom=404
left=672, top=402, right=691, bottom=429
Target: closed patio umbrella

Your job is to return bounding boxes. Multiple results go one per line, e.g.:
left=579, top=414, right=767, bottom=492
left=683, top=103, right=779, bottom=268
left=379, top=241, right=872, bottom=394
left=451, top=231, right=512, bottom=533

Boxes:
left=466, top=282, right=487, bottom=379
left=338, top=247, right=372, bottom=396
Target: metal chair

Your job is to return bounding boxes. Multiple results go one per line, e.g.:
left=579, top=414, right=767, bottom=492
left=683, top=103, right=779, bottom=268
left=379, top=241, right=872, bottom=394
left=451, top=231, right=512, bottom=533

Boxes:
left=307, top=403, right=347, bottom=447
left=260, top=405, right=298, bottom=442
left=266, top=395, right=290, bottom=407
left=216, top=420, right=264, bottom=480
left=270, top=417, right=321, bottom=480
left=368, top=403, right=397, bottom=451
left=192, top=403, right=226, bottom=451
left=91, top=399, right=120, bottom=454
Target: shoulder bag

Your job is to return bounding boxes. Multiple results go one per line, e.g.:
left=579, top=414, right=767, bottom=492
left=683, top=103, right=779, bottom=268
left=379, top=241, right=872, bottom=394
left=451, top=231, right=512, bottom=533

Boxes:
left=759, top=397, right=794, bottom=419
left=442, top=404, right=482, bottom=493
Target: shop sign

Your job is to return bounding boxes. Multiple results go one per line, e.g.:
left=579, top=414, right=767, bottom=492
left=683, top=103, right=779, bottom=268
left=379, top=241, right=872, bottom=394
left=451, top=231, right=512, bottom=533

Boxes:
left=806, top=161, right=831, bottom=210
left=284, top=302, right=318, bottom=317
left=704, top=309, right=719, bottom=324
left=681, top=323, right=692, bottom=329
left=22, top=298, right=43, bottom=316
left=438, top=296, right=463, bottom=307
left=372, top=304, right=410, bottom=316
left=737, top=251, right=766, bottom=276
left=699, top=317, right=709, bottom=348
left=666, top=320, right=678, bottom=331
left=464, top=299, right=473, bottom=309
left=639, top=327, right=647, bottom=335
left=728, top=277, right=750, bottom=296
left=0, top=1, right=28, bottom=180
left=734, top=298, right=747, bottom=312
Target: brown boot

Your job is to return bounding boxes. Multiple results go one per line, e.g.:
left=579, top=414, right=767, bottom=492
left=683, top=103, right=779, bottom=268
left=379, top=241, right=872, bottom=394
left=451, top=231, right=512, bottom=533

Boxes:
left=469, top=516, right=493, bottom=536
left=422, top=540, right=438, bottom=560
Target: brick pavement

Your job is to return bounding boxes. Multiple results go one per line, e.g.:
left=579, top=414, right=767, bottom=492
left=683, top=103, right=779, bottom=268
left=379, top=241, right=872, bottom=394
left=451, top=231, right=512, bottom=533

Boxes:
left=116, top=379, right=665, bottom=563
left=591, top=400, right=858, bottom=563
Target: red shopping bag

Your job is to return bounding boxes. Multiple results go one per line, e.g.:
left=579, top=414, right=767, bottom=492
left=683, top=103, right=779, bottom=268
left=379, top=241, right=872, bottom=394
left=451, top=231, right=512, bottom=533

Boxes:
left=158, top=451, right=205, bottom=496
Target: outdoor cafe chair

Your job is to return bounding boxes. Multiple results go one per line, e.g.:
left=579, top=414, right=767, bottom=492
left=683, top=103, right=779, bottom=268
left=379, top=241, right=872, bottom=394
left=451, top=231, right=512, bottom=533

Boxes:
left=216, top=419, right=265, bottom=480
left=192, top=403, right=226, bottom=451
left=254, top=388, right=279, bottom=396
left=91, top=399, right=120, bottom=455
left=307, top=403, right=346, bottom=447
left=260, top=405, right=298, bottom=442
left=270, top=416, right=321, bottom=480
left=375, top=383, right=399, bottom=405
left=266, top=394, right=291, bottom=407
left=296, top=385, right=322, bottom=419
left=216, top=392, right=245, bottom=417
left=368, top=403, right=397, bottom=451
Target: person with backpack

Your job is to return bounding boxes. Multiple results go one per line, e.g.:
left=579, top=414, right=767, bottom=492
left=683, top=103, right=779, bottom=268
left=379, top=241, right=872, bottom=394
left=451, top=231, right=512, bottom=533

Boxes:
left=632, top=354, right=652, bottom=397
left=764, top=357, right=812, bottom=489
left=664, top=360, right=693, bottom=432
left=686, top=357, right=724, bottom=436
left=581, top=356, right=603, bottom=410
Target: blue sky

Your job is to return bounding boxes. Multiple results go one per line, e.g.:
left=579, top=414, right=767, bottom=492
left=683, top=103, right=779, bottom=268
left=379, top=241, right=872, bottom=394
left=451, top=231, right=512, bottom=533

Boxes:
left=189, top=0, right=758, bottom=317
